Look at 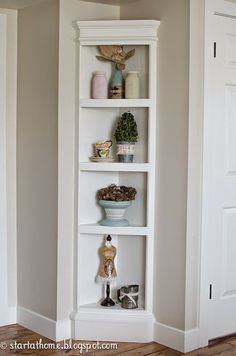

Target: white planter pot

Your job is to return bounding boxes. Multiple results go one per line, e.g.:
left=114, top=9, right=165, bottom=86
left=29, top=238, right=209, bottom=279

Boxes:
left=98, top=200, right=132, bottom=226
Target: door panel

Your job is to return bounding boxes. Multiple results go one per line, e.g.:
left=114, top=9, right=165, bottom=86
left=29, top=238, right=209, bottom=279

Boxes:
left=225, top=85, right=236, bottom=174
left=225, top=34, right=236, bottom=66
left=222, top=208, right=236, bottom=296
left=204, top=2, right=236, bottom=339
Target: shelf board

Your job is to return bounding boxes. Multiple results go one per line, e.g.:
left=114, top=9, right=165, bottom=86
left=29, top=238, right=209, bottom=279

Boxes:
left=79, top=302, right=145, bottom=314
left=79, top=224, right=149, bottom=235
left=79, top=162, right=150, bottom=172
left=79, top=99, right=152, bottom=108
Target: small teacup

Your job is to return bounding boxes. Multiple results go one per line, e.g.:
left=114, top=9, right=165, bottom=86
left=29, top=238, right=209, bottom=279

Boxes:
left=95, top=140, right=112, bottom=158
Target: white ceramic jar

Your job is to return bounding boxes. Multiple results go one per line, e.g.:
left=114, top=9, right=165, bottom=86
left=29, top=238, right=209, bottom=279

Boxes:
left=125, top=71, right=140, bottom=99
left=92, top=71, right=108, bottom=99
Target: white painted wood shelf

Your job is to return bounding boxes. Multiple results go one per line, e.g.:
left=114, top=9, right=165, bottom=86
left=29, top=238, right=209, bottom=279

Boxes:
left=74, top=19, right=160, bottom=343
left=79, top=223, right=149, bottom=235
left=79, top=302, right=145, bottom=313
left=79, top=162, right=150, bottom=172
left=79, top=98, right=152, bottom=108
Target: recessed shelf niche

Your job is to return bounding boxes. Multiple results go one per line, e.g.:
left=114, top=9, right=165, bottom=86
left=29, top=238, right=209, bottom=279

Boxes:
left=80, top=45, right=149, bottom=99
left=79, top=107, right=148, bottom=163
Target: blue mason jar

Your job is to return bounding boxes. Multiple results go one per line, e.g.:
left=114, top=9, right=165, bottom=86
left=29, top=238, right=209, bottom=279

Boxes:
left=109, top=67, right=124, bottom=99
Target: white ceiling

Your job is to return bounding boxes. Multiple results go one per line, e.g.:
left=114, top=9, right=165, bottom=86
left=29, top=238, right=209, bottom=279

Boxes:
left=0, top=0, right=49, bottom=9
left=0, top=0, right=137, bottom=10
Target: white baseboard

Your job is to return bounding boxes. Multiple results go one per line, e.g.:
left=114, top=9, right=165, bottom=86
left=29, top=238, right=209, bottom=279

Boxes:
left=17, top=306, right=56, bottom=340
left=56, top=318, right=71, bottom=341
left=16, top=307, right=202, bottom=352
left=72, top=309, right=154, bottom=342
left=184, top=328, right=201, bottom=352
left=17, top=306, right=71, bottom=342
left=0, top=306, right=17, bottom=326
left=154, top=321, right=200, bottom=353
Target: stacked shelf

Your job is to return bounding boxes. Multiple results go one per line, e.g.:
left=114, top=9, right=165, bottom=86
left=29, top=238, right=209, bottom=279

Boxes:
left=73, top=19, right=160, bottom=342
left=79, top=98, right=152, bottom=107
left=79, top=162, right=150, bottom=172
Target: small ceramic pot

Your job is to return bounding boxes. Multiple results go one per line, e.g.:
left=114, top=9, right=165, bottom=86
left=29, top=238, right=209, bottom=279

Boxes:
left=118, top=284, right=139, bottom=309
left=98, top=200, right=132, bottom=226
left=116, top=142, right=135, bottom=163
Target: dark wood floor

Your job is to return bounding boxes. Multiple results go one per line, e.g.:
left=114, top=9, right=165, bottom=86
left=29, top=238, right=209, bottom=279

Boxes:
left=0, top=324, right=236, bottom=355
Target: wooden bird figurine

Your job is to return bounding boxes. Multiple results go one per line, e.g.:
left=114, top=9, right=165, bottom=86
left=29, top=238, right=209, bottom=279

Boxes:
left=96, top=45, right=135, bottom=70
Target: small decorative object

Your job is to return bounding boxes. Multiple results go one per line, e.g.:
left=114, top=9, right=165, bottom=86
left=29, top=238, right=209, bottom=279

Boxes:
left=94, top=140, right=112, bottom=158
left=118, top=284, right=139, bottom=309
left=125, top=71, right=140, bottom=99
left=90, top=157, right=114, bottom=163
left=97, top=235, right=117, bottom=307
left=114, top=111, right=138, bottom=163
left=97, top=184, right=137, bottom=226
left=92, top=71, right=108, bottom=99
left=96, top=45, right=135, bottom=70
left=109, top=67, right=124, bottom=99
left=96, top=46, right=136, bottom=99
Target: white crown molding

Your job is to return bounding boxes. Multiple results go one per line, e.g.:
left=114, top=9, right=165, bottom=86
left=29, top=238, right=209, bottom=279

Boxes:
left=74, top=19, right=160, bottom=41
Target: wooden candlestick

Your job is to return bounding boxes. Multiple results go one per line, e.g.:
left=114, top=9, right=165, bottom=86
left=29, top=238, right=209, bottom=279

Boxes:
left=101, top=281, right=115, bottom=307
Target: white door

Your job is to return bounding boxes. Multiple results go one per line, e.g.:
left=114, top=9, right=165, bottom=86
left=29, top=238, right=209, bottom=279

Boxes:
left=203, top=0, right=236, bottom=340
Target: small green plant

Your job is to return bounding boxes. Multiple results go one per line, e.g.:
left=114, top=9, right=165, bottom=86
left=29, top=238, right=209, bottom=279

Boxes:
left=114, top=112, right=138, bottom=143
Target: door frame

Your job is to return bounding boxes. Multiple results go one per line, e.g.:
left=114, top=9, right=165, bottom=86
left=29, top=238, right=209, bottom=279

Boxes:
left=198, top=0, right=213, bottom=345
left=0, top=13, right=9, bottom=324
left=0, top=13, right=16, bottom=326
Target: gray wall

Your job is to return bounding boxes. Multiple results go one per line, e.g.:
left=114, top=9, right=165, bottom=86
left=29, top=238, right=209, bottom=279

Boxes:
left=121, top=0, right=190, bottom=330
left=17, top=0, right=59, bottom=319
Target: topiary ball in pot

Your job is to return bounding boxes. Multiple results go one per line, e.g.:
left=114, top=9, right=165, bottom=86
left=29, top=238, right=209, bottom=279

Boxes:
left=114, top=111, right=138, bottom=163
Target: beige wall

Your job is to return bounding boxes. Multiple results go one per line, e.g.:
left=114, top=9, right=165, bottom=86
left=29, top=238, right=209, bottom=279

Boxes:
left=16, top=0, right=119, bottom=323
left=121, top=0, right=190, bottom=330
left=17, top=0, right=59, bottom=320
left=57, top=0, right=120, bottom=321
left=0, top=7, right=17, bottom=309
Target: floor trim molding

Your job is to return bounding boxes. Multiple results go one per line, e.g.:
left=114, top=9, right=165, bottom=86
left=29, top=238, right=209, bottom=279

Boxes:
left=72, top=310, right=154, bottom=342
left=154, top=321, right=200, bottom=353
left=17, top=306, right=71, bottom=342
left=184, top=327, right=201, bottom=352
left=17, top=307, right=201, bottom=351
left=0, top=306, right=17, bottom=327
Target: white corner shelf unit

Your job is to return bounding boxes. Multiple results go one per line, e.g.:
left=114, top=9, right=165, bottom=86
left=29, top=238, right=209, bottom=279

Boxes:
left=72, top=20, right=160, bottom=343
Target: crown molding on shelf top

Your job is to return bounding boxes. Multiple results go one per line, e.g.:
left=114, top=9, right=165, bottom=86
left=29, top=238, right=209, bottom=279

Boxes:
left=74, top=20, right=160, bottom=41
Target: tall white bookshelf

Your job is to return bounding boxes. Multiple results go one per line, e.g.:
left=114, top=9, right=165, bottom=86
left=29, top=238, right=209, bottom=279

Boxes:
left=72, top=20, right=160, bottom=342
